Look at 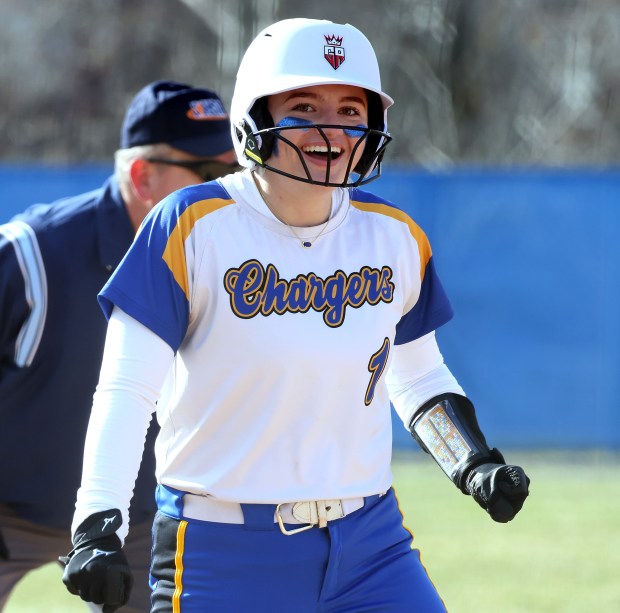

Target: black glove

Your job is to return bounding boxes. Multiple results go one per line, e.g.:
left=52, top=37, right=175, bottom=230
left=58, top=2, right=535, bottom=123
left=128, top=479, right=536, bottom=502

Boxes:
left=60, top=509, right=132, bottom=613
left=0, top=527, right=9, bottom=560
left=465, top=463, right=530, bottom=523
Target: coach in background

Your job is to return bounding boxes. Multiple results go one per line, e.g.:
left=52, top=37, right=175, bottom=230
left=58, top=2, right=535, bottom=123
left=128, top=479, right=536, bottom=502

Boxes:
left=0, top=80, right=239, bottom=612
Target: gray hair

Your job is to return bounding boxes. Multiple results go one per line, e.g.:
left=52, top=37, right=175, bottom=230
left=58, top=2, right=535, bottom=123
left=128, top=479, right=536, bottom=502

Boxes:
left=114, top=143, right=176, bottom=191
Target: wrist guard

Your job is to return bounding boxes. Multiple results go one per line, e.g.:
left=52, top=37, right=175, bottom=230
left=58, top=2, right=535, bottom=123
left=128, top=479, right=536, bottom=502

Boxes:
left=409, top=393, right=503, bottom=492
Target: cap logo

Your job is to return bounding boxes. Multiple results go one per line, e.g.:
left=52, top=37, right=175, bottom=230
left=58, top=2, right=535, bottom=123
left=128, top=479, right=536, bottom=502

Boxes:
left=186, top=98, right=228, bottom=121
left=324, top=35, right=345, bottom=70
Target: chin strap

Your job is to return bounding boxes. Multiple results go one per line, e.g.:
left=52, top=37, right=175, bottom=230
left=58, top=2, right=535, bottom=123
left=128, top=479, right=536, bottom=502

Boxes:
left=409, top=393, right=504, bottom=492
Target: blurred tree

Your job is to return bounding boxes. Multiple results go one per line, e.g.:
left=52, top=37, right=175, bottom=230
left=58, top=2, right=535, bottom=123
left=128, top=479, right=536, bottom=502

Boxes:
left=1, top=0, right=619, bottom=166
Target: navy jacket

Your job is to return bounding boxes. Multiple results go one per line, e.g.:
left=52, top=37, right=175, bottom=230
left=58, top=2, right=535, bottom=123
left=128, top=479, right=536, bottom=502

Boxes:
left=0, top=176, right=157, bottom=530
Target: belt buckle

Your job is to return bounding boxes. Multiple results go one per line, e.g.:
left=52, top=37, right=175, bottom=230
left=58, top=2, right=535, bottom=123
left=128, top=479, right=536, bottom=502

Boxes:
left=275, top=503, right=315, bottom=536
left=275, top=500, right=345, bottom=536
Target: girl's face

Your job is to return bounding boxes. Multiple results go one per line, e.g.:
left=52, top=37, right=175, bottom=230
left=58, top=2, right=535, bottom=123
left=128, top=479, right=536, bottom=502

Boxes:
left=266, top=84, right=369, bottom=185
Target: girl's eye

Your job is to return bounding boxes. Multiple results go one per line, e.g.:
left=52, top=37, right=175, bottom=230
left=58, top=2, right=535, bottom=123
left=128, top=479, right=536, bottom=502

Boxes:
left=291, top=103, right=314, bottom=113
left=340, top=106, right=362, bottom=117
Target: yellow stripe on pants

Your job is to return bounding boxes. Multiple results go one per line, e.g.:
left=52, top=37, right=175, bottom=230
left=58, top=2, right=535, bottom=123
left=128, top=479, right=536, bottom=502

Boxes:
left=173, top=520, right=188, bottom=612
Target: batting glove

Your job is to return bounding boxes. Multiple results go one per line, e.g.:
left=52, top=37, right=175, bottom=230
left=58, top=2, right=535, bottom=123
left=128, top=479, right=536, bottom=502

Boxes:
left=465, top=463, right=530, bottom=523
left=60, top=509, right=132, bottom=613
left=0, top=528, right=9, bottom=560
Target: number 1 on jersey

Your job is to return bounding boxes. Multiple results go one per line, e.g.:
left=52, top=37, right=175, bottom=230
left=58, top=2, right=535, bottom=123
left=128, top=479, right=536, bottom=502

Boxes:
left=365, top=337, right=390, bottom=406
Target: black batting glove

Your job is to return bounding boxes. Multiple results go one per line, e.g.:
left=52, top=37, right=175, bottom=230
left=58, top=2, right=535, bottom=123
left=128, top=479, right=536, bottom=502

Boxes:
left=60, top=509, right=132, bottom=612
left=0, top=528, right=9, bottom=560
left=465, top=463, right=530, bottom=523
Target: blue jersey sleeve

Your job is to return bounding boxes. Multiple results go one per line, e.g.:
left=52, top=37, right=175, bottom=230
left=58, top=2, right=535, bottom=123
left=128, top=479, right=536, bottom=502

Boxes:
left=394, top=255, right=453, bottom=344
left=98, top=183, right=228, bottom=351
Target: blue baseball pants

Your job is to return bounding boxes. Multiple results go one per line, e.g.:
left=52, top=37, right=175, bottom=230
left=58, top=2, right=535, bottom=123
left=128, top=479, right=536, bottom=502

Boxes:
left=149, top=486, right=446, bottom=612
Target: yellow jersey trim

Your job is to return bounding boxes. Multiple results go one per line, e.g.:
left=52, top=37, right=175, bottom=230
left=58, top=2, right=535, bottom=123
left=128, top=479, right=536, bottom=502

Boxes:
left=162, top=198, right=235, bottom=299
left=349, top=199, right=432, bottom=281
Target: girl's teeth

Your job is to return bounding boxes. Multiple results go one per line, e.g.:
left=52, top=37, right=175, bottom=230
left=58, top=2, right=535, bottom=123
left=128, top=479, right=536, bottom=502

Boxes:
left=303, top=145, right=342, bottom=153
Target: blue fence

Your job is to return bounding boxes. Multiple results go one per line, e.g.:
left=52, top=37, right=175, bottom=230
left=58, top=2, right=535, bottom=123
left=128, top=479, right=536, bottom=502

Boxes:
left=2, top=164, right=619, bottom=449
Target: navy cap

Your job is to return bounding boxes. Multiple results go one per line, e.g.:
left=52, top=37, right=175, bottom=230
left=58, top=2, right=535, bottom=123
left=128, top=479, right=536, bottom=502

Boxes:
left=120, top=80, right=233, bottom=156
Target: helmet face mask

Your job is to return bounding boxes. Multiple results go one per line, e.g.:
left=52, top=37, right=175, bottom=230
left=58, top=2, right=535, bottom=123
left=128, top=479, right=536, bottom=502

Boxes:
left=246, top=121, right=391, bottom=187
left=231, top=18, right=393, bottom=187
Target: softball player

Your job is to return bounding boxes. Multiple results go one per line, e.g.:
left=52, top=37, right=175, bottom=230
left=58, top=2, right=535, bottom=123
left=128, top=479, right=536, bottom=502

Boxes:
left=62, top=19, right=530, bottom=612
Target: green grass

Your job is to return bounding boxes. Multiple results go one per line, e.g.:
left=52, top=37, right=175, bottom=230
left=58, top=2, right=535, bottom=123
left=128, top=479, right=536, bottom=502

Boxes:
left=4, top=563, right=86, bottom=612
left=392, top=450, right=620, bottom=613
left=6, top=452, right=620, bottom=612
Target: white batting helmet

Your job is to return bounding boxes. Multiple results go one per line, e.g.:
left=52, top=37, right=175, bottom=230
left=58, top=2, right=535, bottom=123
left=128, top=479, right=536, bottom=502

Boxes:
left=230, top=18, right=394, bottom=186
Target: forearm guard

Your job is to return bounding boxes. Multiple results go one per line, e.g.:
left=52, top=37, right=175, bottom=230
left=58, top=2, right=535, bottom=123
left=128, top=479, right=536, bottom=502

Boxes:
left=409, top=393, right=504, bottom=493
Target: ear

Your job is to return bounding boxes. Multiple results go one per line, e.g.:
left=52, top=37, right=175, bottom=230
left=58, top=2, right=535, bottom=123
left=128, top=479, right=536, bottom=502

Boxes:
left=128, top=158, right=154, bottom=203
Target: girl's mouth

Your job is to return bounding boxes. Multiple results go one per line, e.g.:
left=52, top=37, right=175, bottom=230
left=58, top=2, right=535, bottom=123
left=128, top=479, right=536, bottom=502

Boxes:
left=301, top=144, right=343, bottom=161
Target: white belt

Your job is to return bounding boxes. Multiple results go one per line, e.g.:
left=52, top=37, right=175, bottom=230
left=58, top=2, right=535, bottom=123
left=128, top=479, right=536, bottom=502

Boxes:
left=183, top=494, right=371, bottom=536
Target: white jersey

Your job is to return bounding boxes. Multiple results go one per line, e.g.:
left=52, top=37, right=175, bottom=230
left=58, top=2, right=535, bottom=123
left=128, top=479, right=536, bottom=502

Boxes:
left=98, top=169, right=453, bottom=503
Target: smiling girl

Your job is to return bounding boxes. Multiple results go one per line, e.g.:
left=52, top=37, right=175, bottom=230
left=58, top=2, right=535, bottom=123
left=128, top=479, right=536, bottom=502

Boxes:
left=63, top=18, right=529, bottom=613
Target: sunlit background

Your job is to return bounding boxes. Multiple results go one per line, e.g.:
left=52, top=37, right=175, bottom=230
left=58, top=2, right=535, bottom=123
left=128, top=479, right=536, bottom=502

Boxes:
left=3, top=0, right=620, bottom=165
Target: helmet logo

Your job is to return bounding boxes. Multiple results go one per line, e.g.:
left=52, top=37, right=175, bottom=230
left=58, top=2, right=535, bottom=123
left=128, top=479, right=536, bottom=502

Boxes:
left=324, top=35, right=345, bottom=70
left=240, top=120, right=263, bottom=164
